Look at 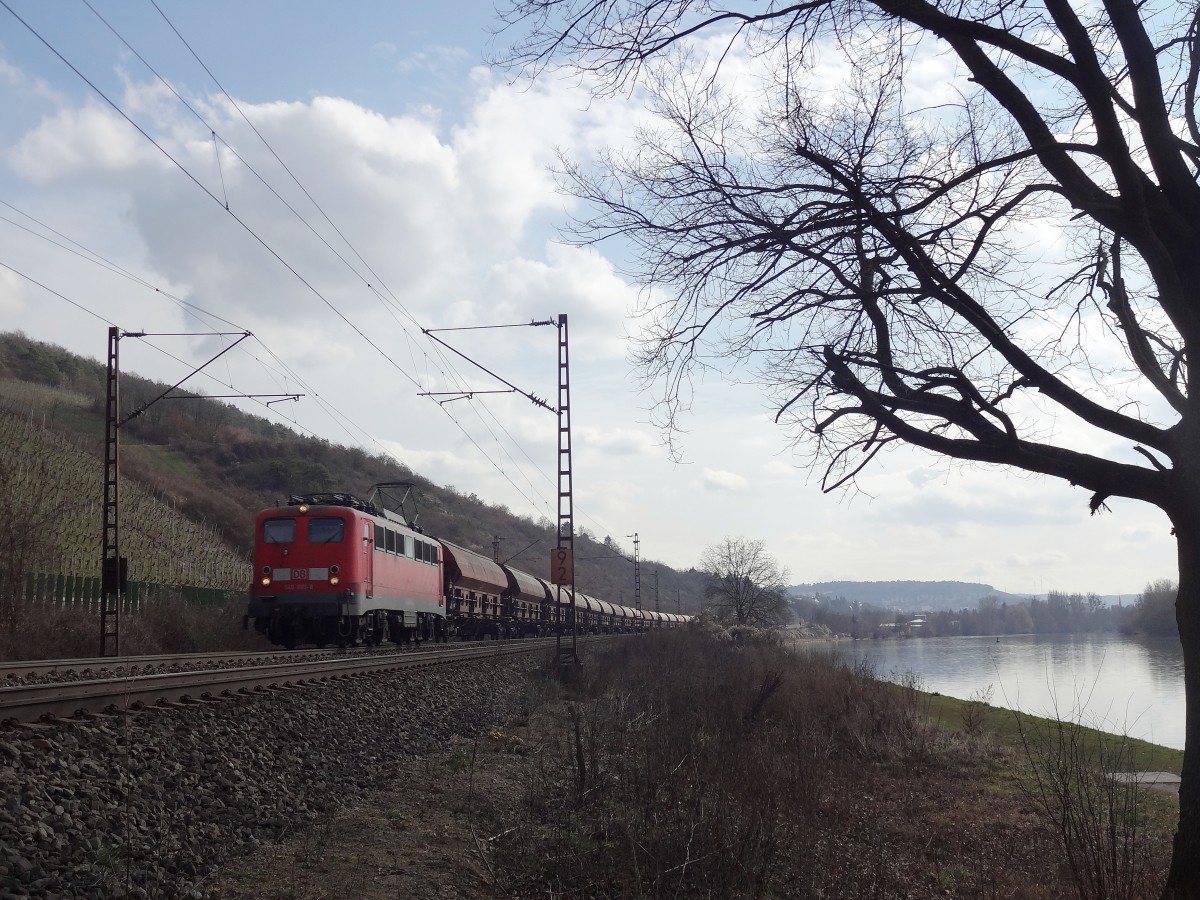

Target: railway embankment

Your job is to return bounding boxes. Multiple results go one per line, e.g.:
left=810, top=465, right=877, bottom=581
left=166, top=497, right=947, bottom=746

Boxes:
left=0, top=652, right=541, bottom=899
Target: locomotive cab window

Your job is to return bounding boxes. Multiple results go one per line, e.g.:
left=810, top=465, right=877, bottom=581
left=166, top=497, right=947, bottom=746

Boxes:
left=262, top=519, right=296, bottom=544
left=307, top=518, right=344, bottom=544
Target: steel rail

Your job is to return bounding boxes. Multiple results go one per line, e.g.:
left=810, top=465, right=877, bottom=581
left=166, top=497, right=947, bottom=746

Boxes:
left=0, top=649, right=299, bottom=679
left=0, top=637, right=540, bottom=679
left=0, top=638, right=564, bottom=726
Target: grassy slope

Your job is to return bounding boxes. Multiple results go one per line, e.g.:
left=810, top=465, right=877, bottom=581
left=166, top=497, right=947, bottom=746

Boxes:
left=924, top=691, right=1184, bottom=773
left=923, top=688, right=1182, bottom=882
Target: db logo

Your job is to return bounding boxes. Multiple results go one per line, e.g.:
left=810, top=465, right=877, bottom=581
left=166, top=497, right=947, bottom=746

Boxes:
left=293, top=568, right=308, bottom=580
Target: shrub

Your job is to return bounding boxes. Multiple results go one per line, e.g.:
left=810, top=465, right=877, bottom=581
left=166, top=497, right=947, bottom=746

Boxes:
left=488, top=629, right=947, bottom=897
left=1020, top=714, right=1170, bottom=899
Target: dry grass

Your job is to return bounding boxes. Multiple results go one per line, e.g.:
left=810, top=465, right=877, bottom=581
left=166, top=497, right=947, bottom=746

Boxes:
left=0, top=594, right=269, bottom=660
left=468, top=627, right=1173, bottom=899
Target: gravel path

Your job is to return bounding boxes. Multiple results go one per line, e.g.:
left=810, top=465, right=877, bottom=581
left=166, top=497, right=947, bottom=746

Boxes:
left=0, top=650, right=544, bottom=898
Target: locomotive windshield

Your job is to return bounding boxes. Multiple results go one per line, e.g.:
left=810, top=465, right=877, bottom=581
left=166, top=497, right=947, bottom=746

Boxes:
left=262, top=519, right=296, bottom=544
left=308, top=518, right=345, bottom=544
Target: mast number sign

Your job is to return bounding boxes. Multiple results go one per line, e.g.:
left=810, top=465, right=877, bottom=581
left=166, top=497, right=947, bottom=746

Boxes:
left=550, top=548, right=574, bottom=585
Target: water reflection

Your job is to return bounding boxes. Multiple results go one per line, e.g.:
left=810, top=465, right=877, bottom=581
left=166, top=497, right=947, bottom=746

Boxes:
left=831, top=633, right=1186, bottom=750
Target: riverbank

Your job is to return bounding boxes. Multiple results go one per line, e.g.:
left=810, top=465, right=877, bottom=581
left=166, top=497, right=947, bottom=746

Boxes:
left=832, top=631, right=1187, bottom=750
left=207, top=628, right=1179, bottom=898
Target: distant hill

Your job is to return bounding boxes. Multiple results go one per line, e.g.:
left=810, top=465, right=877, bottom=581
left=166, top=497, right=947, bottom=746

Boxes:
left=0, top=332, right=706, bottom=611
left=788, top=580, right=1032, bottom=613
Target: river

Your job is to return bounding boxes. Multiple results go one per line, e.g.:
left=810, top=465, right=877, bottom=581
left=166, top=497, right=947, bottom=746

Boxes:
left=828, top=633, right=1186, bottom=750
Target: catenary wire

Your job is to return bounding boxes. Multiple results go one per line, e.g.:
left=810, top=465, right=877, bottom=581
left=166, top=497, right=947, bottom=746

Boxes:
left=140, top=0, right=559, bottom=506
left=88, top=0, right=556, bottom=518
left=4, top=1, right=629, bottom=540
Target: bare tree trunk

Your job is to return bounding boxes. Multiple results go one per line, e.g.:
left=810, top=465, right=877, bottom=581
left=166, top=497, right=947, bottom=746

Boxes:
left=1165, top=448, right=1200, bottom=898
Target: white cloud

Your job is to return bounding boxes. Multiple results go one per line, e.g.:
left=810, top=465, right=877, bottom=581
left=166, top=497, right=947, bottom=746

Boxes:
left=397, top=46, right=471, bottom=75
left=907, top=468, right=944, bottom=488
left=376, top=438, right=495, bottom=483
left=1121, top=523, right=1169, bottom=543
left=764, top=459, right=796, bottom=476
left=576, top=425, right=655, bottom=456
left=0, top=266, right=27, bottom=314
left=1002, top=550, right=1070, bottom=570
left=9, top=100, right=164, bottom=183
left=5, top=74, right=640, bottom=339
left=701, top=467, right=748, bottom=492
left=0, top=55, right=63, bottom=103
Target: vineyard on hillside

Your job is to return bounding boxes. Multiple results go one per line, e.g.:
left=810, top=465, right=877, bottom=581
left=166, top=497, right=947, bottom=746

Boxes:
left=0, top=382, right=248, bottom=595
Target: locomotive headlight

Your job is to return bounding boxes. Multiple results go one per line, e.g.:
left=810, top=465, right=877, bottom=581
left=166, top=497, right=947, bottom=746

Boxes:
left=298, top=504, right=309, bottom=514
left=329, top=576, right=340, bottom=586
left=261, top=576, right=271, bottom=587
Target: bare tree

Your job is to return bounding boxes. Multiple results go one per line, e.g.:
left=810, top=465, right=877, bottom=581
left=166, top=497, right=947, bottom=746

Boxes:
left=700, top=537, right=791, bottom=628
left=1131, top=577, right=1180, bottom=637
left=498, top=1, right=1200, bottom=893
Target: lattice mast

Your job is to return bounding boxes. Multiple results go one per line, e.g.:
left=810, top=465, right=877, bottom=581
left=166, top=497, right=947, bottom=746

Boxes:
left=556, top=314, right=577, bottom=664
left=100, top=327, right=123, bottom=656
left=631, top=532, right=641, bottom=611
left=97, top=328, right=285, bottom=656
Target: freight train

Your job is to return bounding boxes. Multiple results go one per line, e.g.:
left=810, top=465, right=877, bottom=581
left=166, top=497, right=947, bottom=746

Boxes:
left=245, top=488, right=689, bottom=649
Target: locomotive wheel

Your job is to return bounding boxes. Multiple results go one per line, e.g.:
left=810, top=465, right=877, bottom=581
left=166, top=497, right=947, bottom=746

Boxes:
left=270, top=618, right=297, bottom=650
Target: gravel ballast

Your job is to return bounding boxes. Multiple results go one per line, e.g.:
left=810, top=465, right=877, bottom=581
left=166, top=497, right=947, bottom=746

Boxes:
left=0, top=650, right=545, bottom=899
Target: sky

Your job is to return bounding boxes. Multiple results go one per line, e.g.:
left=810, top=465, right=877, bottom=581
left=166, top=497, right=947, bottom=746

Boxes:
left=0, top=0, right=1180, bottom=598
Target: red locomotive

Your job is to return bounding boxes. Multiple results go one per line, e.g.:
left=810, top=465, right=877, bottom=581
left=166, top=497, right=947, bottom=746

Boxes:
left=246, top=490, right=446, bottom=648
left=246, top=484, right=690, bottom=648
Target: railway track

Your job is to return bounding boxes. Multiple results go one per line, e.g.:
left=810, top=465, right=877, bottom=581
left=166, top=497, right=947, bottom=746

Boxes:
left=0, top=641, right=451, bottom=681
left=0, top=631, right=601, bottom=682
left=0, top=637, right=571, bottom=727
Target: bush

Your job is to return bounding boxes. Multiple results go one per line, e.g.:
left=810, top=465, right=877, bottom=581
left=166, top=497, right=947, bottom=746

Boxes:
left=488, top=629, right=947, bottom=897
left=1020, top=714, right=1170, bottom=899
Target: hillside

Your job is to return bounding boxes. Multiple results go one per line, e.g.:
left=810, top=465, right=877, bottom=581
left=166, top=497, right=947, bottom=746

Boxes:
left=0, top=332, right=705, bottom=611
left=789, top=579, right=1032, bottom=613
